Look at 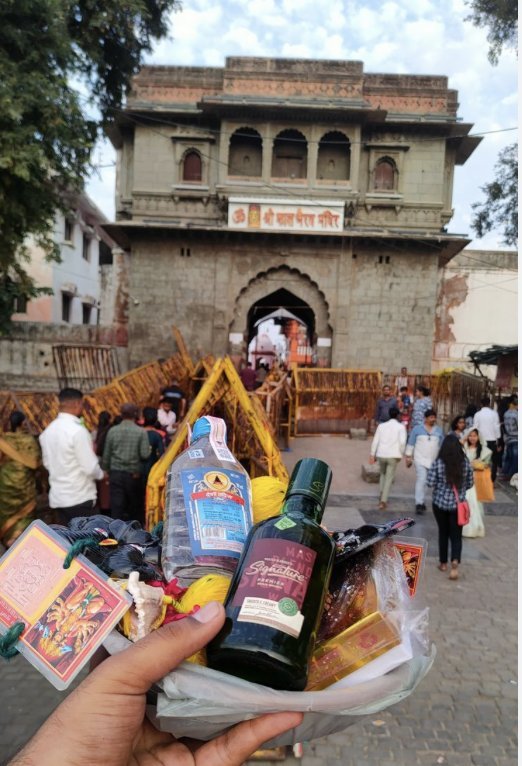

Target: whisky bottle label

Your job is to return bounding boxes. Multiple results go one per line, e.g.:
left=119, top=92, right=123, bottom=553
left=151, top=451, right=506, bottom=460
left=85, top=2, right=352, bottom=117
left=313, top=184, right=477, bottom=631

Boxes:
left=180, top=468, right=252, bottom=558
left=233, top=538, right=316, bottom=638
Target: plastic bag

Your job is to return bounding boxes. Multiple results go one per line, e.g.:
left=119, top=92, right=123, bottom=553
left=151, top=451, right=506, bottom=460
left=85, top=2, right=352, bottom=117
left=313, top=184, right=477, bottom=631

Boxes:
left=104, top=629, right=433, bottom=745
left=103, top=538, right=434, bottom=746
left=474, top=467, right=495, bottom=502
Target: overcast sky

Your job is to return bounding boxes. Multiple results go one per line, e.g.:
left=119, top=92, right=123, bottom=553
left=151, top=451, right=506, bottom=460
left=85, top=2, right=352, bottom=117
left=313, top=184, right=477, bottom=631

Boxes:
left=86, top=0, right=517, bottom=250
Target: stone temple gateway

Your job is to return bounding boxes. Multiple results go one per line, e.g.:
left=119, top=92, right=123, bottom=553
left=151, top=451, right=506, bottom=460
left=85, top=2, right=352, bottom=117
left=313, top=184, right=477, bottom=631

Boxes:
left=105, top=56, right=481, bottom=370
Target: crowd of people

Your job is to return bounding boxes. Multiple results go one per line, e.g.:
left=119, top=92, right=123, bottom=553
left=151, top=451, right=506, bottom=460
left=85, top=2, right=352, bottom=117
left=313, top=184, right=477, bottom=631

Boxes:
left=371, top=372, right=518, bottom=580
left=0, top=380, right=187, bottom=546
left=0, top=367, right=517, bottom=584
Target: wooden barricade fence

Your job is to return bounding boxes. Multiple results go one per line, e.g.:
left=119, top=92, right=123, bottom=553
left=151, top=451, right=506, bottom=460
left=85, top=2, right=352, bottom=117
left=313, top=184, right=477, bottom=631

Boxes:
left=0, top=356, right=195, bottom=434
left=291, top=368, right=383, bottom=434
left=429, top=370, right=489, bottom=431
left=383, top=369, right=489, bottom=431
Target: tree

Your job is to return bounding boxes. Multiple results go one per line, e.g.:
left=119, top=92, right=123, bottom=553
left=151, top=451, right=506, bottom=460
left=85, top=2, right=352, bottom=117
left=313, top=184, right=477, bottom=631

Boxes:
left=466, top=0, right=518, bottom=246
left=466, top=0, right=518, bottom=64
left=471, top=143, right=518, bottom=246
left=0, top=0, right=180, bottom=334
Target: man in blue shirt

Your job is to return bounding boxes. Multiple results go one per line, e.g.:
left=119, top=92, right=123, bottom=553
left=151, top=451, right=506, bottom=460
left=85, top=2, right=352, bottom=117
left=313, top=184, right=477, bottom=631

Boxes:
left=404, top=409, right=444, bottom=513
left=374, top=385, right=399, bottom=425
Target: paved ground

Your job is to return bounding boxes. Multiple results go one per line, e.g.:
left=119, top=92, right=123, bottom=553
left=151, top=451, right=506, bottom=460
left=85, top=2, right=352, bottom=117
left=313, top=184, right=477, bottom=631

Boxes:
left=0, top=437, right=517, bottom=765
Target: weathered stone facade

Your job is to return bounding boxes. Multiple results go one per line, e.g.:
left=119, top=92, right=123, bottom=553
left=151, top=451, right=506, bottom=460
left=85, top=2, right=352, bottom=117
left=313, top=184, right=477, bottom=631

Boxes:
left=106, top=57, right=481, bottom=372
left=434, top=249, right=518, bottom=372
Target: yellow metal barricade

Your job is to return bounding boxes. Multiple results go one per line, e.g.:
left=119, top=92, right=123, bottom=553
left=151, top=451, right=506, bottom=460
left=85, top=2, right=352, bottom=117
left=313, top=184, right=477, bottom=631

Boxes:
left=146, top=357, right=288, bottom=529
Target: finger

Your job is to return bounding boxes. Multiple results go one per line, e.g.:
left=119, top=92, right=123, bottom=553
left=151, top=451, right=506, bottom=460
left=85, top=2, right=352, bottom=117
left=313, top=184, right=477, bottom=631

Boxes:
left=89, top=643, right=109, bottom=672
left=195, top=711, right=304, bottom=765
left=92, top=601, right=225, bottom=695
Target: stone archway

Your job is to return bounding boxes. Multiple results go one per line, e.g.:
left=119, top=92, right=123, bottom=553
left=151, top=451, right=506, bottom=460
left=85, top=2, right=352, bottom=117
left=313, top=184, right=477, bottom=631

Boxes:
left=229, top=266, right=332, bottom=366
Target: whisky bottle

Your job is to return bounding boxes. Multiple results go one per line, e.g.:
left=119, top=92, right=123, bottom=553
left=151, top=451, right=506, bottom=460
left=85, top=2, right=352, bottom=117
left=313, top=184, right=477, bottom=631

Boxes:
left=206, top=458, right=335, bottom=691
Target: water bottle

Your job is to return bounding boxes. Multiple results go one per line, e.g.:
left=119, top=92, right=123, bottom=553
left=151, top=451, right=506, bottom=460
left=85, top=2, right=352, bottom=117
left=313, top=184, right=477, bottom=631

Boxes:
left=162, top=416, right=253, bottom=585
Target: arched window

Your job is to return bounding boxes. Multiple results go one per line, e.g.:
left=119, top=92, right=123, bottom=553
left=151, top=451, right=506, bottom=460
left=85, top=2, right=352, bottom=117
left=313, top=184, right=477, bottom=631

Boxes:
left=271, top=129, right=307, bottom=179
left=374, top=157, right=397, bottom=191
left=182, top=150, right=202, bottom=182
left=317, top=131, right=350, bottom=181
left=228, top=127, right=262, bottom=176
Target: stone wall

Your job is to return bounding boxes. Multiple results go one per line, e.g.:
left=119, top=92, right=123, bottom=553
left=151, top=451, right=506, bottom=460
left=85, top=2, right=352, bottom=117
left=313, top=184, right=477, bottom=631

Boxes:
left=0, top=323, right=129, bottom=391
left=127, top=233, right=437, bottom=373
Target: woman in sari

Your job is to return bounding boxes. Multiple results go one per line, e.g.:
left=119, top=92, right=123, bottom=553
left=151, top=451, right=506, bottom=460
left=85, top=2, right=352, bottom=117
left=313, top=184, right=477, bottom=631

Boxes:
left=0, top=411, right=41, bottom=547
left=462, top=428, right=492, bottom=539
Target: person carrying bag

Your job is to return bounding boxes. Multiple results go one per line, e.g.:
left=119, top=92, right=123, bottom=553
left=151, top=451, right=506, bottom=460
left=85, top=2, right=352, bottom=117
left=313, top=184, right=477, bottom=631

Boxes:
left=427, top=434, right=473, bottom=581
left=462, top=428, right=493, bottom=539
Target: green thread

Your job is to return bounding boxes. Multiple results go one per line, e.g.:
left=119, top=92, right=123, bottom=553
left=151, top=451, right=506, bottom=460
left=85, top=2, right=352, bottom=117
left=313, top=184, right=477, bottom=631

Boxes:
left=152, top=521, right=163, bottom=538
left=63, top=537, right=100, bottom=569
left=0, top=622, right=25, bottom=659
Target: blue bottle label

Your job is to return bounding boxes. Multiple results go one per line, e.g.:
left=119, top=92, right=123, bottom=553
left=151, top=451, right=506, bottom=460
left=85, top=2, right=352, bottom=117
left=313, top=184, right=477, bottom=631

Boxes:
left=180, top=468, right=252, bottom=558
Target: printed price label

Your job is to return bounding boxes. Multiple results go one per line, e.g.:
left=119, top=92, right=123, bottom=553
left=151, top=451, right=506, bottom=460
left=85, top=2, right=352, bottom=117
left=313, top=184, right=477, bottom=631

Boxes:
left=180, top=468, right=252, bottom=558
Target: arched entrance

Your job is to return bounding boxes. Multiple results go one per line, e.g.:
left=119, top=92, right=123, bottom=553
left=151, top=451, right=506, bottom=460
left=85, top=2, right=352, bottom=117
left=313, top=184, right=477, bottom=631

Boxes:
left=229, top=266, right=332, bottom=368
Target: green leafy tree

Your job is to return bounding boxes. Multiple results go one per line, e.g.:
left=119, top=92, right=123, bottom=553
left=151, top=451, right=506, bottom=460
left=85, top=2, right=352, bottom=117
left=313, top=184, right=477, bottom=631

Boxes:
left=466, top=0, right=518, bottom=64
left=471, top=143, right=518, bottom=246
left=0, top=0, right=180, bottom=333
left=466, top=0, right=518, bottom=246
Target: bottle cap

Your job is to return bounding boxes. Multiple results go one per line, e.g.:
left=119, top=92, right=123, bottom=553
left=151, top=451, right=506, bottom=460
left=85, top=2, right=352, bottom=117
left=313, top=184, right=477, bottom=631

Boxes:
left=191, top=416, right=211, bottom=443
left=285, top=458, right=332, bottom=509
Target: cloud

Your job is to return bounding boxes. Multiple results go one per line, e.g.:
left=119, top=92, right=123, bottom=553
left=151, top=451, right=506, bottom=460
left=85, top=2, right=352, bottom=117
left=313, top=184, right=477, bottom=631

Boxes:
left=86, top=0, right=517, bottom=250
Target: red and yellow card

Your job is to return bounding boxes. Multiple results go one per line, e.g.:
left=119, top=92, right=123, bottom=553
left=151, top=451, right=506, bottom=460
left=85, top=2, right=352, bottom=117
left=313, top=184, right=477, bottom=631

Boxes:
left=0, top=521, right=131, bottom=689
left=393, top=538, right=426, bottom=599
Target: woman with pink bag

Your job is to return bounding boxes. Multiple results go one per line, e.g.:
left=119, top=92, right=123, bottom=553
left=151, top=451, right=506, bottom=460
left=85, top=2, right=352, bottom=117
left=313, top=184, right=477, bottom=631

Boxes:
left=427, top=434, right=474, bottom=581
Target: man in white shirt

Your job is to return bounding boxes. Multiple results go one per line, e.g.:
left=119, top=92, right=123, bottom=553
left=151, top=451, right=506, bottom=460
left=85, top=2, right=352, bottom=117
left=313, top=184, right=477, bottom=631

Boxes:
left=405, top=409, right=444, bottom=513
left=473, top=396, right=501, bottom=481
left=157, top=399, right=177, bottom=438
left=40, top=388, right=104, bottom=522
left=369, top=407, right=407, bottom=510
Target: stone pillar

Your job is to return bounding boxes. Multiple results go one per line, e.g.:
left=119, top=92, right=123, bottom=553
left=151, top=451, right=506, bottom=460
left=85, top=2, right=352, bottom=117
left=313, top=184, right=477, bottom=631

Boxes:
left=99, top=247, right=129, bottom=347
left=262, top=137, right=274, bottom=181
left=307, top=138, right=318, bottom=186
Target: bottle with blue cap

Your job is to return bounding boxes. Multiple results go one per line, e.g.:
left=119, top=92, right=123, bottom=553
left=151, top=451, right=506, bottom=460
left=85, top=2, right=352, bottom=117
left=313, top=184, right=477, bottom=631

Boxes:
left=162, top=416, right=253, bottom=584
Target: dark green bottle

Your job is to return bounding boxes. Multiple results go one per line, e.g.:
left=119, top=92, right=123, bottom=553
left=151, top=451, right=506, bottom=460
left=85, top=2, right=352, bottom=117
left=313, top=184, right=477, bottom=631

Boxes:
left=206, top=458, right=335, bottom=691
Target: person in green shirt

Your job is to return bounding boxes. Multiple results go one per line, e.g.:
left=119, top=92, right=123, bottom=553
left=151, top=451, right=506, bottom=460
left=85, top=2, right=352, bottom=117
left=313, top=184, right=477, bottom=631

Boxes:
left=102, top=403, right=151, bottom=523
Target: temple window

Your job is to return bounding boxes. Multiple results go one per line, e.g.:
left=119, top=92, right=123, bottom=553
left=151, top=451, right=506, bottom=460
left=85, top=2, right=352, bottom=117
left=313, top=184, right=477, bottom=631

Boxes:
left=317, top=131, right=350, bottom=180
left=182, top=150, right=202, bottom=182
left=228, top=127, right=262, bottom=176
left=271, top=129, right=307, bottom=179
left=373, top=157, right=397, bottom=191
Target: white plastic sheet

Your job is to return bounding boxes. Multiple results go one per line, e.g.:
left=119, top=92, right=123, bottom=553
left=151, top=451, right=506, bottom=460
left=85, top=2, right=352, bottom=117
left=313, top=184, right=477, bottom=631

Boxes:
left=104, top=630, right=434, bottom=746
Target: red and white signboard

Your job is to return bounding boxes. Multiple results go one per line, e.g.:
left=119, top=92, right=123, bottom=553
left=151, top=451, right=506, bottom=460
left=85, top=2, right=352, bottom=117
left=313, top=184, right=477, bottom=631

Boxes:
left=228, top=198, right=344, bottom=233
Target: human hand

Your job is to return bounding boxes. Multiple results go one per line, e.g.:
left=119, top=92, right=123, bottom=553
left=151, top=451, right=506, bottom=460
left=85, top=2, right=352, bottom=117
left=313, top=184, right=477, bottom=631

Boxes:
left=369, top=455, right=376, bottom=465
left=10, top=602, right=303, bottom=766
left=405, top=457, right=413, bottom=468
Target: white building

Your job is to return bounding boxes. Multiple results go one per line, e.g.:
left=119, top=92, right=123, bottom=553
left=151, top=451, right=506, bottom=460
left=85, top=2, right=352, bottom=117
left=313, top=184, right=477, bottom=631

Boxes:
left=12, top=192, right=113, bottom=326
left=433, top=249, right=518, bottom=374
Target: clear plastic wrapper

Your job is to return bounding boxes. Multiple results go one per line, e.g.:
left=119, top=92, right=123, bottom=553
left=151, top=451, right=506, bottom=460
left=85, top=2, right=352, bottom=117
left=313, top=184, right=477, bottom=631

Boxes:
left=104, top=537, right=433, bottom=745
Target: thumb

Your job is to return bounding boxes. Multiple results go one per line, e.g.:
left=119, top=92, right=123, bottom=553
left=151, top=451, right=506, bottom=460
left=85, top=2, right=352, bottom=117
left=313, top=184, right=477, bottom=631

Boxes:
left=93, top=601, right=225, bottom=694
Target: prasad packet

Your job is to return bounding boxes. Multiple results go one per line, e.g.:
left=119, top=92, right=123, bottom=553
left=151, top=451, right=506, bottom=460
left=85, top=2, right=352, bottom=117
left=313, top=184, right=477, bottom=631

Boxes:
left=0, top=520, right=131, bottom=689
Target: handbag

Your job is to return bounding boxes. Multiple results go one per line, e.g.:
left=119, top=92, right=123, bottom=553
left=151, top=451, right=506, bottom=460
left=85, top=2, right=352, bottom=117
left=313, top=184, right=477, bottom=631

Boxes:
left=452, top=486, right=470, bottom=526
left=474, top=467, right=495, bottom=502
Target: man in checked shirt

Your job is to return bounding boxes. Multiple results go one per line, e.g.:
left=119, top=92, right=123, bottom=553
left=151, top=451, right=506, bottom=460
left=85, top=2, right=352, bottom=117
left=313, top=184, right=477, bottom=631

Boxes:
left=102, top=403, right=150, bottom=523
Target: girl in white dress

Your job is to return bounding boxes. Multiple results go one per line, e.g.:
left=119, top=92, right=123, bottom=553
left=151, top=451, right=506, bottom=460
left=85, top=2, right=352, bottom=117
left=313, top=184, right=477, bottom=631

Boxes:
left=462, top=428, right=492, bottom=538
